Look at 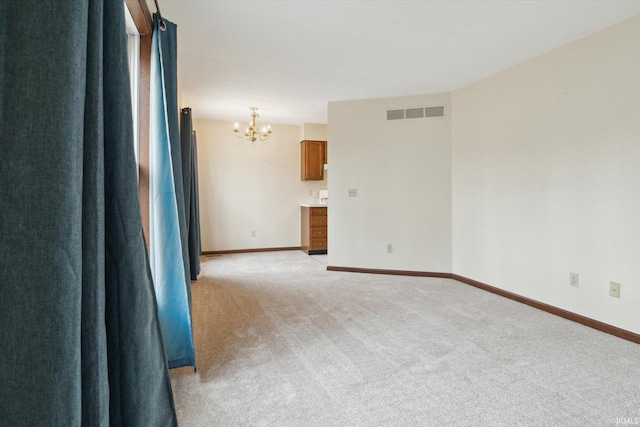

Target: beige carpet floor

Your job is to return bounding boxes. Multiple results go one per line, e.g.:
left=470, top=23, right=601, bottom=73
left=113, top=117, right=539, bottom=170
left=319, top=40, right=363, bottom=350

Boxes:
left=170, top=251, right=640, bottom=426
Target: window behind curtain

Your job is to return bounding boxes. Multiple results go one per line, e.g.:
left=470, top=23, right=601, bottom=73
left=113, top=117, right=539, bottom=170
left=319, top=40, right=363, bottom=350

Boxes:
left=125, top=3, right=140, bottom=173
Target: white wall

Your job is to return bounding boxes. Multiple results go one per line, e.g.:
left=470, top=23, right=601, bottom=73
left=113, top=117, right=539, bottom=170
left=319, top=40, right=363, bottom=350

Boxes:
left=328, top=93, right=452, bottom=272
left=299, top=123, right=328, bottom=141
left=195, top=120, right=327, bottom=251
left=452, top=15, right=640, bottom=333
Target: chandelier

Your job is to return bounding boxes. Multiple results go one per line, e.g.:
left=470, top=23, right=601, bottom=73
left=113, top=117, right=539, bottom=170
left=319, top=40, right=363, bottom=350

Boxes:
left=233, top=107, right=272, bottom=143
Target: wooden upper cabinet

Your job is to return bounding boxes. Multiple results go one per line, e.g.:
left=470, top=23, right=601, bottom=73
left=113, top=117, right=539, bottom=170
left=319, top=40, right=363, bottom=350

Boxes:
left=300, top=140, right=326, bottom=181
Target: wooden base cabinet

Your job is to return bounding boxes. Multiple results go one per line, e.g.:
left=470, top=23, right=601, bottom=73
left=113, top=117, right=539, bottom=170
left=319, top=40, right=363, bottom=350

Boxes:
left=301, top=206, right=327, bottom=255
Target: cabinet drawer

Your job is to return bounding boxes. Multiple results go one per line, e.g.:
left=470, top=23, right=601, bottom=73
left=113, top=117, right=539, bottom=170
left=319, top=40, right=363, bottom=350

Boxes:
left=310, top=238, right=327, bottom=250
left=310, top=216, right=327, bottom=227
left=310, top=228, right=327, bottom=238
left=301, top=205, right=328, bottom=255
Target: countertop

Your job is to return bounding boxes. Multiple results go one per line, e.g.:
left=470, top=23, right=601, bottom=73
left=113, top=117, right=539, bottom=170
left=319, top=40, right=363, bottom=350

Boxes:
left=299, top=201, right=328, bottom=208
left=299, top=203, right=328, bottom=208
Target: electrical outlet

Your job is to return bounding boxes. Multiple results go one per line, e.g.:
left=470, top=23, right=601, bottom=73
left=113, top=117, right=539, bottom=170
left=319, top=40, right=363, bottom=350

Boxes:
left=308, top=189, right=313, bottom=196
left=609, top=281, right=621, bottom=298
left=387, top=244, right=393, bottom=253
left=569, top=272, right=579, bottom=287
left=251, top=230, right=256, bottom=237
left=348, top=188, right=357, bottom=197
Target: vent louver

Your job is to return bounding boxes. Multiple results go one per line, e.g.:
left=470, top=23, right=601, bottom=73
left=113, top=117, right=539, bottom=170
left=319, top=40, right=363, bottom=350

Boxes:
left=425, top=106, right=445, bottom=118
left=386, top=106, right=444, bottom=121
left=386, top=109, right=404, bottom=120
left=405, top=108, right=424, bottom=119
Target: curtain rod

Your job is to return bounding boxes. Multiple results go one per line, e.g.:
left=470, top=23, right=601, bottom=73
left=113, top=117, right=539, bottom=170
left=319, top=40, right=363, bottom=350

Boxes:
left=153, top=0, right=166, bottom=31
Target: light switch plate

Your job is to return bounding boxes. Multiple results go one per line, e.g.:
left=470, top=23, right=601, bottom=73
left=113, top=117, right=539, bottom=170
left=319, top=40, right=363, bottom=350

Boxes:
left=348, top=188, right=357, bottom=197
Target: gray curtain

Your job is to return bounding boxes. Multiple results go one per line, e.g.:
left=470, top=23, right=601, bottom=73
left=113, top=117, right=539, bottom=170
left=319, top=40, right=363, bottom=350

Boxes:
left=193, top=131, right=202, bottom=260
left=181, top=108, right=201, bottom=280
left=0, top=1, right=177, bottom=425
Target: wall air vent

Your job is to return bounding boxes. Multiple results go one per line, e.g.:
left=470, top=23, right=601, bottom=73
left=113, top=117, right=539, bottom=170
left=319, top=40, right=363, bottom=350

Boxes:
left=405, top=108, right=424, bottom=119
left=386, top=109, right=405, bottom=120
left=425, top=106, right=445, bottom=118
left=386, top=106, right=445, bottom=121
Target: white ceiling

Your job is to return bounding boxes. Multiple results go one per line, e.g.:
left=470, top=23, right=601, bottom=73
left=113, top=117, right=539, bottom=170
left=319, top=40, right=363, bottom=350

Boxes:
left=152, top=1, right=640, bottom=125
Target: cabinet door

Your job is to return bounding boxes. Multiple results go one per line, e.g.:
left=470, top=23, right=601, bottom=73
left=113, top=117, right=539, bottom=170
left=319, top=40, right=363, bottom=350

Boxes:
left=301, top=140, right=326, bottom=181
